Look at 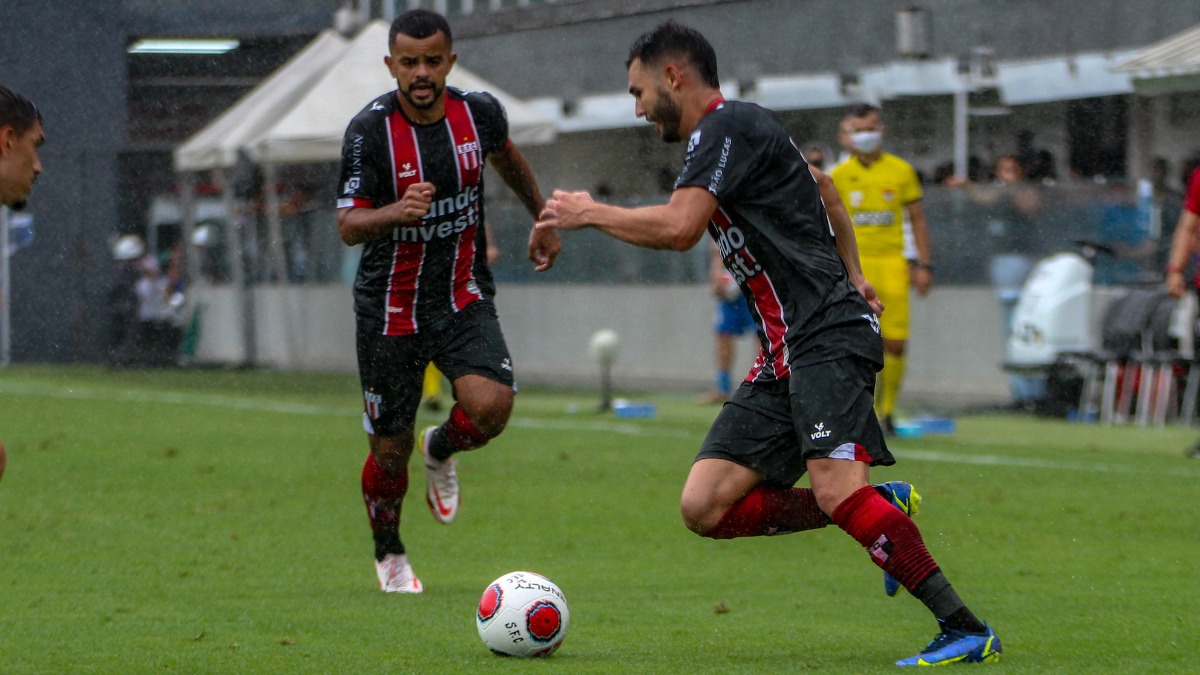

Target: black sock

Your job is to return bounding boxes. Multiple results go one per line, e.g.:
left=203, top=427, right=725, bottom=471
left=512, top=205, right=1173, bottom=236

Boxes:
left=428, top=427, right=456, bottom=463
left=373, top=531, right=405, bottom=561
left=911, top=571, right=987, bottom=633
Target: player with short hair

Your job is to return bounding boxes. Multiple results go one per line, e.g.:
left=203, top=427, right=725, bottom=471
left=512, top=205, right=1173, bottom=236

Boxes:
left=1, top=85, right=45, bottom=482
left=537, top=21, right=999, bottom=666
left=0, top=84, right=44, bottom=211
left=830, top=104, right=932, bottom=436
left=336, top=9, right=560, bottom=593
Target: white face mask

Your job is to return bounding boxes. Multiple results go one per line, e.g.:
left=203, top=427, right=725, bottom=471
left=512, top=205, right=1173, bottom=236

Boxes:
left=851, top=130, right=883, bottom=154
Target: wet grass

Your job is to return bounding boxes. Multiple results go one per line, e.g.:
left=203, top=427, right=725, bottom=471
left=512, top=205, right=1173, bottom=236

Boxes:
left=1, top=365, right=1198, bottom=673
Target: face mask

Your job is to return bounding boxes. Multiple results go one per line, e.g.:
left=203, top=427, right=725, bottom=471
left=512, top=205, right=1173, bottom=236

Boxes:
left=851, top=130, right=883, bottom=154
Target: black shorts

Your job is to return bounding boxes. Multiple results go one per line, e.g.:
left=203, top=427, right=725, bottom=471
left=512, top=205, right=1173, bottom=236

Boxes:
left=695, top=356, right=893, bottom=487
left=356, top=299, right=515, bottom=436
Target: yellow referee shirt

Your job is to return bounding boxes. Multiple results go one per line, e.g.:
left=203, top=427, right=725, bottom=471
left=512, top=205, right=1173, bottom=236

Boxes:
left=830, top=153, right=923, bottom=257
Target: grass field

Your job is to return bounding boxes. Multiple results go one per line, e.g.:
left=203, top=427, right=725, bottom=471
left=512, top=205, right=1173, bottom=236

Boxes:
left=1, top=364, right=1198, bottom=673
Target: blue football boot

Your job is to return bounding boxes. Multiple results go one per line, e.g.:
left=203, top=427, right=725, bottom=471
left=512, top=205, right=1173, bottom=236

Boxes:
left=896, top=621, right=1002, bottom=667
left=875, top=481, right=921, bottom=597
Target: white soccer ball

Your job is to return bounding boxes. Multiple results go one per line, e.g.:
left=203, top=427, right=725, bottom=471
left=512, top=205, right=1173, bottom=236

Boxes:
left=476, top=571, right=569, bottom=657
left=588, top=328, right=620, bottom=364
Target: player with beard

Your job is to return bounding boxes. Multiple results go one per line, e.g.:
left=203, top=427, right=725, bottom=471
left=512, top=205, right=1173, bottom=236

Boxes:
left=336, top=9, right=560, bottom=593
left=536, top=22, right=1000, bottom=667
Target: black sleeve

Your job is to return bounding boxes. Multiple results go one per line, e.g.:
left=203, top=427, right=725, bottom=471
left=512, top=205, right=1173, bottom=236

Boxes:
left=337, top=109, right=389, bottom=208
left=674, top=109, right=757, bottom=201
left=469, top=91, right=510, bottom=156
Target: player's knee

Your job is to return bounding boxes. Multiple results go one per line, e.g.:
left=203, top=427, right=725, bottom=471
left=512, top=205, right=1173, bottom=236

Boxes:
left=371, top=435, right=412, bottom=474
left=810, top=483, right=850, bottom=517
left=679, top=496, right=722, bottom=536
left=458, top=391, right=513, bottom=438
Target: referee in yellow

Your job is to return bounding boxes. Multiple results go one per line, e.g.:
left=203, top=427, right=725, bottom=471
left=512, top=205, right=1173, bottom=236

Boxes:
left=831, top=104, right=932, bottom=435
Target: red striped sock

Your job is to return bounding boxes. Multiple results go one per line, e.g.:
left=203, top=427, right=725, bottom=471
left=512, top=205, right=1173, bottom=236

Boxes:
left=704, top=486, right=831, bottom=539
left=429, top=404, right=490, bottom=461
left=830, top=485, right=940, bottom=590
left=361, top=452, right=408, bottom=536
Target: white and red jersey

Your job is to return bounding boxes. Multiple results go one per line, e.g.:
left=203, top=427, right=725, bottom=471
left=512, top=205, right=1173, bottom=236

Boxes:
left=337, top=87, right=507, bottom=335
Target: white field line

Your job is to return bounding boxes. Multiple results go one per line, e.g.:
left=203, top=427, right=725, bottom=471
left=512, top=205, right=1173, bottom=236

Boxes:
left=2, top=381, right=1195, bottom=477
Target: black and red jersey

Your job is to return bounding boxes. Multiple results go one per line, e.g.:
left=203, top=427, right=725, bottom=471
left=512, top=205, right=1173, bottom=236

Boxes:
left=674, top=100, right=883, bottom=382
left=337, top=87, right=508, bottom=335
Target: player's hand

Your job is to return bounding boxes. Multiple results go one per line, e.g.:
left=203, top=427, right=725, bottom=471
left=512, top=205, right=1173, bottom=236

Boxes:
left=536, top=189, right=595, bottom=231
left=528, top=224, right=561, bottom=272
left=1167, top=270, right=1187, bottom=298
left=911, top=265, right=933, bottom=296
left=392, top=182, right=435, bottom=222
left=857, top=277, right=885, bottom=316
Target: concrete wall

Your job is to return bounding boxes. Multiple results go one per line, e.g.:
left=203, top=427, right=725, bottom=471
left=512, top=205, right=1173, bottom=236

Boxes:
left=190, top=282, right=1014, bottom=406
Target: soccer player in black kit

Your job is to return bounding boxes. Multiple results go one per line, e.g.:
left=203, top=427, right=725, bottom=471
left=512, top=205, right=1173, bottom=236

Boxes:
left=336, top=10, right=560, bottom=593
left=537, top=22, right=1001, bottom=667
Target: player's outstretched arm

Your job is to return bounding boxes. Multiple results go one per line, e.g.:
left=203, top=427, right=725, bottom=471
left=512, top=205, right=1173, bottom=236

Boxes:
left=490, top=141, right=560, bottom=271
left=811, top=166, right=884, bottom=316
left=337, top=182, right=435, bottom=246
left=537, top=186, right=715, bottom=252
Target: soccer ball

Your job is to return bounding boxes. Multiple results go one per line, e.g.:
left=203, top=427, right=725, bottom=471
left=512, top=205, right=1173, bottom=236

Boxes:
left=476, top=571, right=569, bottom=657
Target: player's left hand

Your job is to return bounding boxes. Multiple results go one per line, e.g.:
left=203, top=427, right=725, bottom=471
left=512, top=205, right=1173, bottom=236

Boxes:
left=536, top=189, right=594, bottom=231
left=527, top=225, right=561, bottom=272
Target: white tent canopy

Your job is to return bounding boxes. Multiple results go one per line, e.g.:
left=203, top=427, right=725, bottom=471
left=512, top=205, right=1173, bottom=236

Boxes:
left=254, top=20, right=556, bottom=165
left=172, top=30, right=350, bottom=172
left=1111, top=22, right=1200, bottom=95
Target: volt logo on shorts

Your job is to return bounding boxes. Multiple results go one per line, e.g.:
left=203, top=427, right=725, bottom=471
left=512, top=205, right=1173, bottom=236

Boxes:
left=500, top=358, right=512, bottom=372
left=810, top=422, right=832, bottom=440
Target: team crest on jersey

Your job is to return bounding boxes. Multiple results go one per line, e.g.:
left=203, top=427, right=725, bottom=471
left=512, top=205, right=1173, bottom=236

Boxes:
left=456, top=139, right=481, bottom=171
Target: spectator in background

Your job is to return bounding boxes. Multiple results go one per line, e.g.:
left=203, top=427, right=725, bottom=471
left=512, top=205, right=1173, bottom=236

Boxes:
left=947, top=155, right=1044, bottom=408
left=108, top=234, right=146, bottom=367
left=1095, top=181, right=1154, bottom=285
left=133, top=251, right=183, bottom=367
left=1016, top=130, right=1057, bottom=185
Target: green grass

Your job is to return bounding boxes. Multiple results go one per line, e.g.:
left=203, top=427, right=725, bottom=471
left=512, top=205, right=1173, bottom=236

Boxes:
left=1, top=364, right=1199, bottom=673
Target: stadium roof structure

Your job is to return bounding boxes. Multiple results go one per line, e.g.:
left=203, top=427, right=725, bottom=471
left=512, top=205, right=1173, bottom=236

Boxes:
left=997, top=51, right=1135, bottom=106
left=1111, top=22, right=1200, bottom=94
left=253, top=20, right=556, bottom=165
left=173, top=29, right=349, bottom=172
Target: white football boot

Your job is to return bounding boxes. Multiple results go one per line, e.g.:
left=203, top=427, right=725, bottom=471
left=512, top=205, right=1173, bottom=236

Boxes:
left=375, top=553, right=423, bottom=593
left=420, top=426, right=460, bottom=524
